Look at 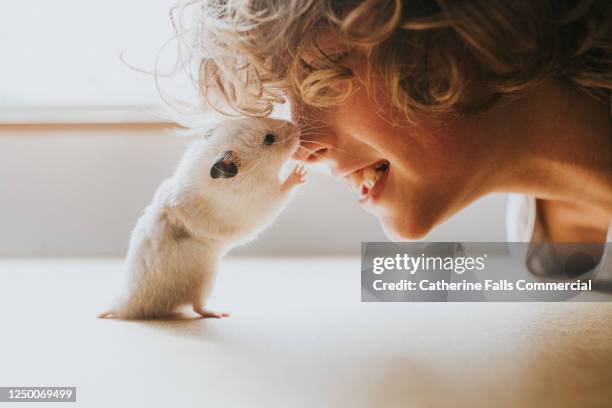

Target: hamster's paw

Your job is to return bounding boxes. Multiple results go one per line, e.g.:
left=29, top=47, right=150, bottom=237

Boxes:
left=97, top=310, right=117, bottom=319
left=281, top=164, right=308, bottom=191
left=193, top=306, right=230, bottom=319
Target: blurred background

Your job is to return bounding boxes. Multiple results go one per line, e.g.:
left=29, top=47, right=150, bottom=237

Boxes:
left=0, top=0, right=508, bottom=256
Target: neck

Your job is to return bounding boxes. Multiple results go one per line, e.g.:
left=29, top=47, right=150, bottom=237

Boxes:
left=496, top=81, right=612, bottom=215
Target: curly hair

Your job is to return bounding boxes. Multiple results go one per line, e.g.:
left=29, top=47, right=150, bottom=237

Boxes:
left=170, top=0, right=612, bottom=121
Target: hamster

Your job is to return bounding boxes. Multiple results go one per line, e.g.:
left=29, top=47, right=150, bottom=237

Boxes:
left=98, top=117, right=306, bottom=319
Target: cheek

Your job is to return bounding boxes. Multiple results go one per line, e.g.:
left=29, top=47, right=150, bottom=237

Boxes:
left=336, top=85, right=468, bottom=179
left=334, top=86, right=475, bottom=238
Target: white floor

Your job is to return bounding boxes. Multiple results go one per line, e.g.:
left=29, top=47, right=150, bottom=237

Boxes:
left=1, top=256, right=612, bottom=408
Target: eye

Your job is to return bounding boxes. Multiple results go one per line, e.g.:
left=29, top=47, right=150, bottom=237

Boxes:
left=264, top=133, right=276, bottom=145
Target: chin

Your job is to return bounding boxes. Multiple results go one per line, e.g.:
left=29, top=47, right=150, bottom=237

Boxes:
left=375, top=194, right=444, bottom=241
left=379, top=215, right=434, bottom=242
left=362, top=170, right=454, bottom=242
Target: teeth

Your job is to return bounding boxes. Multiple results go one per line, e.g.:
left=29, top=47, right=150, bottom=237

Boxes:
left=363, top=179, right=375, bottom=189
left=346, top=160, right=389, bottom=196
left=362, top=167, right=376, bottom=183
left=348, top=172, right=362, bottom=191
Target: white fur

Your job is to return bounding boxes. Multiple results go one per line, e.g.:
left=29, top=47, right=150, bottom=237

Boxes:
left=99, top=118, right=300, bottom=319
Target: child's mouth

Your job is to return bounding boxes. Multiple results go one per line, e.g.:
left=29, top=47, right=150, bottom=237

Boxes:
left=346, top=160, right=390, bottom=201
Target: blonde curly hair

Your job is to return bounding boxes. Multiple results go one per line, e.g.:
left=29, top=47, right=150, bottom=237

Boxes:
left=170, top=0, right=612, bottom=122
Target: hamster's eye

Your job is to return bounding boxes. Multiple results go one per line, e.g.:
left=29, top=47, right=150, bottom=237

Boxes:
left=264, top=133, right=276, bottom=145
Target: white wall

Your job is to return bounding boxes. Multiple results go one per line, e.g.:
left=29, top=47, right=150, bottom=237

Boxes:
left=1, top=0, right=175, bottom=107
left=0, top=128, right=508, bottom=256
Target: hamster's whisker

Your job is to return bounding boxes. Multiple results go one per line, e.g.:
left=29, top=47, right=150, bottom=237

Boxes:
left=298, top=124, right=329, bottom=134
left=297, top=128, right=328, bottom=137
left=297, top=145, right=327, bottom=161
left=298, top=118, right=330, bottom=127
left=299, top=138, right=351, bottom=155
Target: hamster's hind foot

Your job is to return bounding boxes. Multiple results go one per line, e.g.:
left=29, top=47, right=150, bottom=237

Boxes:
left=97, top=310, right=117, bottom=319
left=193, top=306, right=229, bottom=319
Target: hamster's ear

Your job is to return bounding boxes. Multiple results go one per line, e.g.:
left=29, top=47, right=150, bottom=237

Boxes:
left=210, top=150, right=239, bottom=179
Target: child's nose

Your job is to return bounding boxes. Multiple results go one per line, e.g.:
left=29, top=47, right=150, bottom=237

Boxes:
left=288, top=91, right=333, bottom=162
left=292, top=143, right=329, bottom=162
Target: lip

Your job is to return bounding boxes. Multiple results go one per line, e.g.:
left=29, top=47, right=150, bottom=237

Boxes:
left=335, top=168, right=361, bottom=181
left=337, top=160, right=382, bottom=180
left=358, top=163, right=390, bottom=205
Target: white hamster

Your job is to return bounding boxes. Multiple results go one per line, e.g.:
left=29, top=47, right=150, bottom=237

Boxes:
left=98, top=117, right=306, bottom=319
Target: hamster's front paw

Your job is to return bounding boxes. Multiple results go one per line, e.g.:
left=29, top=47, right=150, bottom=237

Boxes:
left=193, top=306, right=230, bottom=319
left=281, top=164, right=308, bottom=191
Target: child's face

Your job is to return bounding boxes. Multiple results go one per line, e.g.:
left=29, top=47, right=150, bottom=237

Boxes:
left=290, top=51, right=510, bottom=240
